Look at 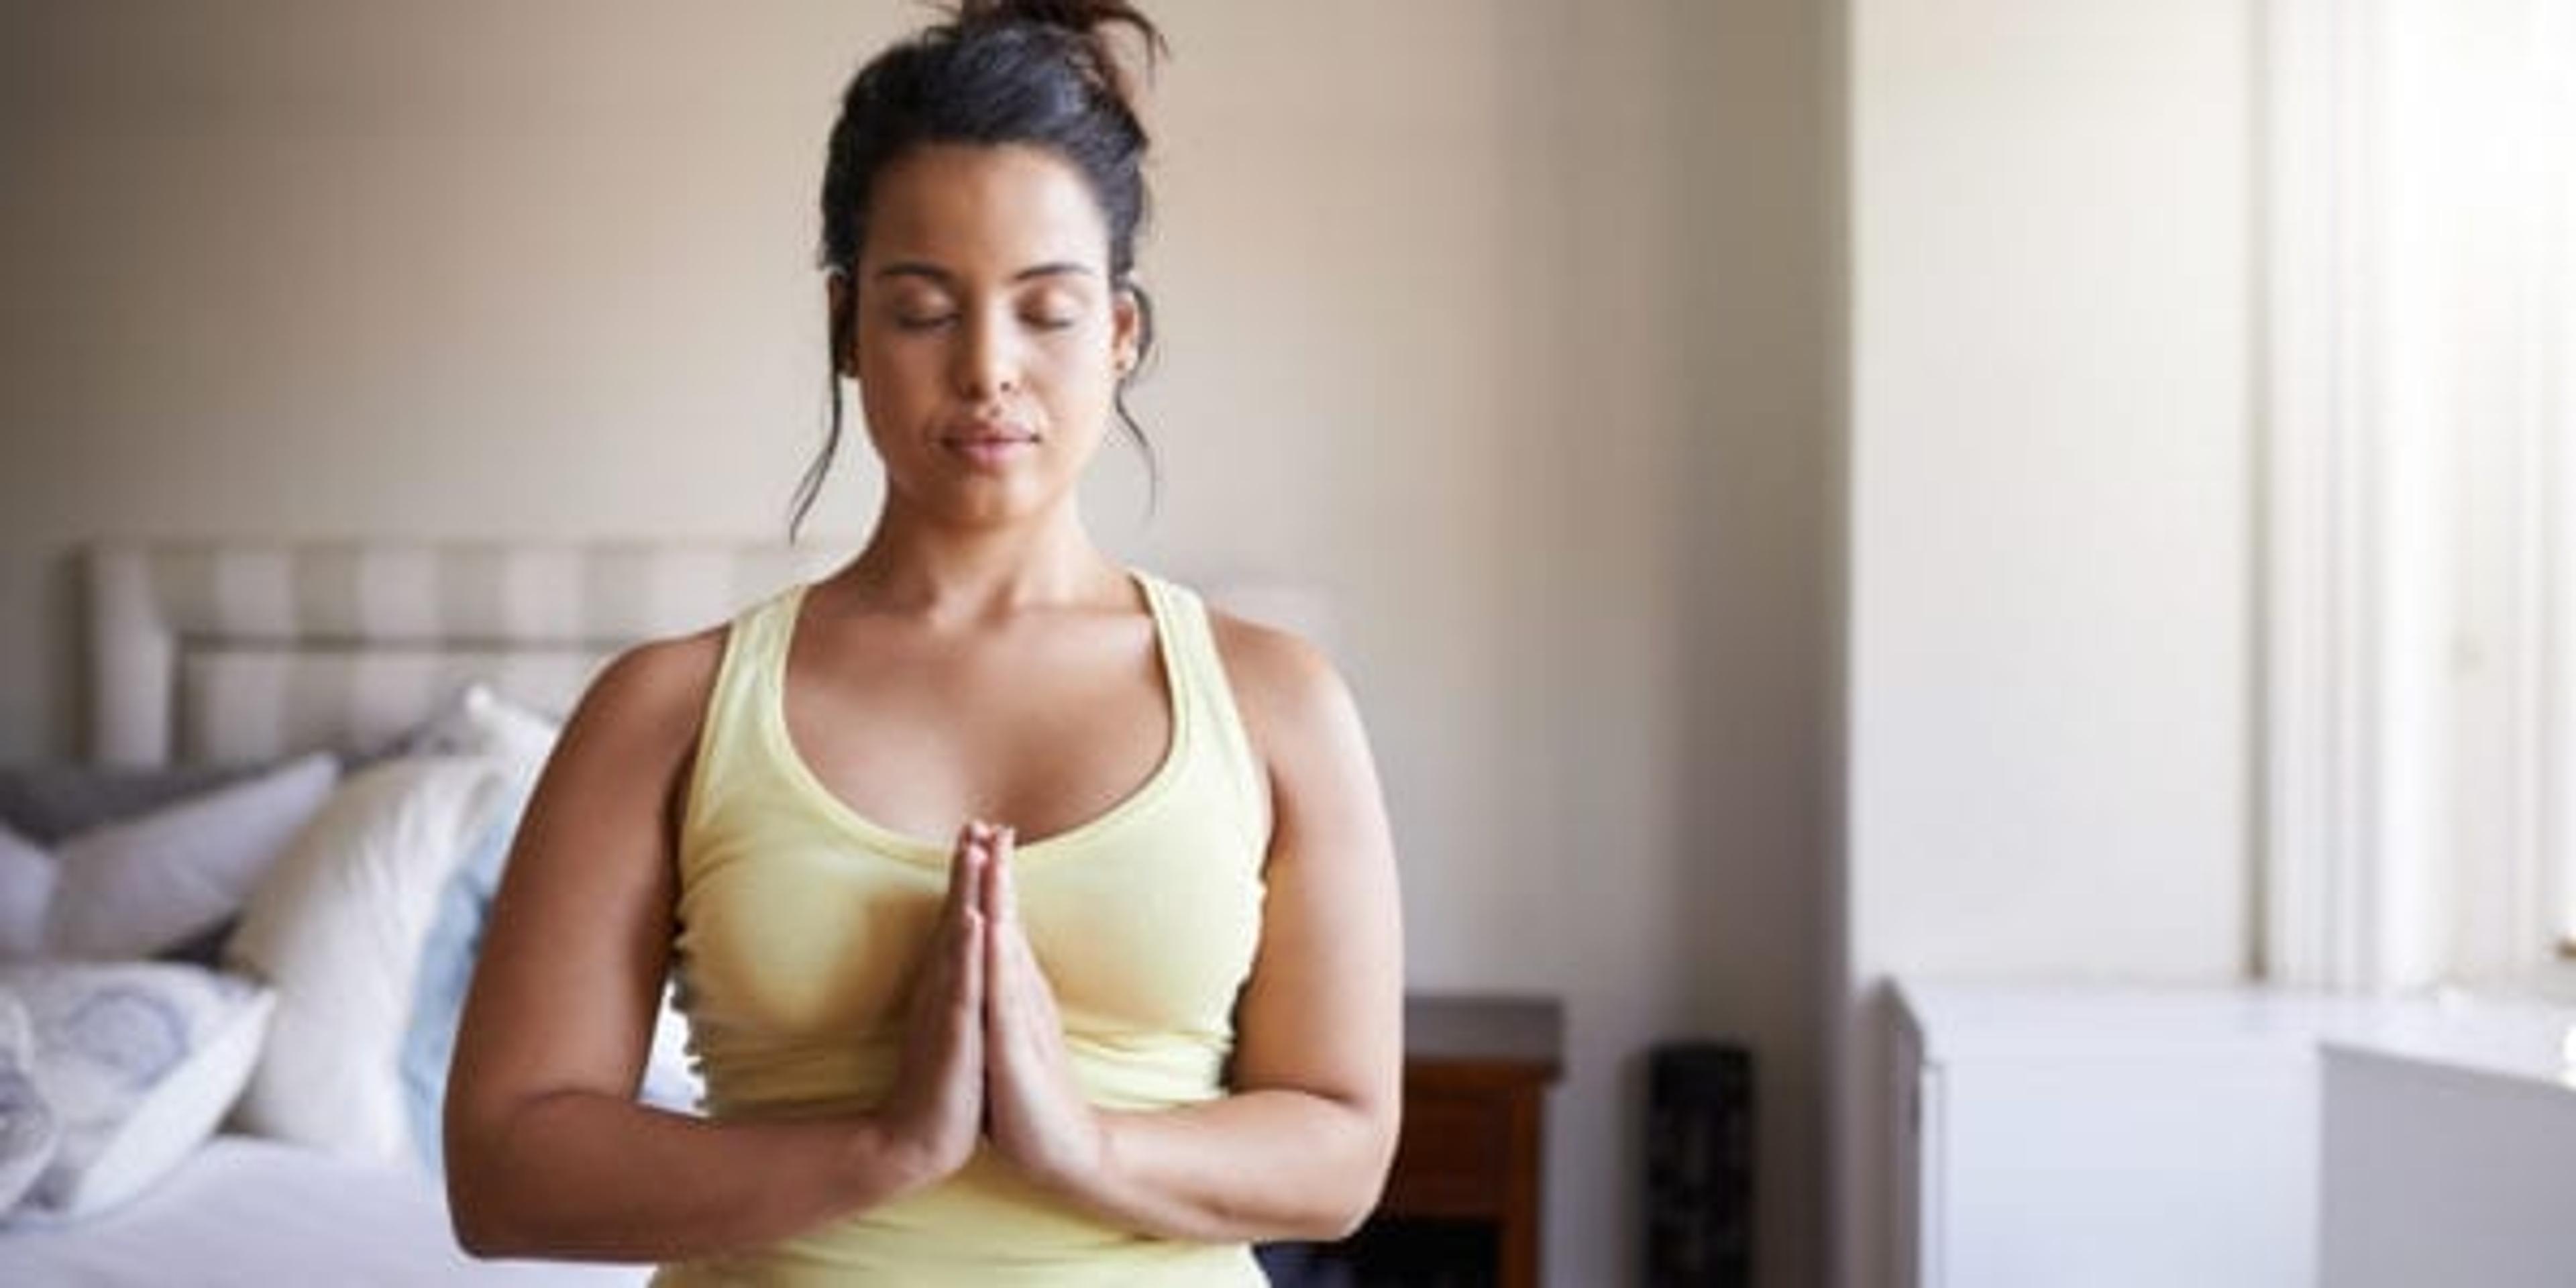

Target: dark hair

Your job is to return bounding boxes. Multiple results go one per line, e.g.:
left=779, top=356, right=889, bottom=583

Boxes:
left=790, top=0, right=1168, bottom=541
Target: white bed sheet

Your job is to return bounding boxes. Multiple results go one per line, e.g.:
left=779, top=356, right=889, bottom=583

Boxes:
left=0, top=1134, right=654, bottom=1287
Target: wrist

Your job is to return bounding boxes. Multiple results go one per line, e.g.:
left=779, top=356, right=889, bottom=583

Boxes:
left=1034, top=1109, right=1121, bottom=1208
left=846, top=1114, right=950, bottom=1205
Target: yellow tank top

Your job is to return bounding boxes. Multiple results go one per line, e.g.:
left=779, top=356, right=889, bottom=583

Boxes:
left=648, top=569, right=1271, bottom=1287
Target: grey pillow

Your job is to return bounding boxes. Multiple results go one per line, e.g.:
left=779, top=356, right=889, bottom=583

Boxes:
left=43, top=755, right=339, bottom=963
left=0, top=762, right=290, bottom=848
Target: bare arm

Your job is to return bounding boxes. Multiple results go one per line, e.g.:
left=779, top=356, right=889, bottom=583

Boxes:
left=442, top=634, right=987, bottom=1262
left=984, top=617, right=1405, bottom=1242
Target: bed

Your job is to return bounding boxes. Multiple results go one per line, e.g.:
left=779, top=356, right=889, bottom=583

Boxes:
left=0, top=538, right=1337, bottom=1287
left=0, top=539, right=845, bottom=1286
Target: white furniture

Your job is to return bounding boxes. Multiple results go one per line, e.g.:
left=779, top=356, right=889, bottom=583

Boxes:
left=1892, top=981, right=2341, bottom=1288
left=1895, top=979, right=2576, bottom=1288
left=2319, top=1004, right=2576, bottom=1288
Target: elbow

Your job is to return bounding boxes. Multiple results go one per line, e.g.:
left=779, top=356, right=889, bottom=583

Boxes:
left=448, top=1199, right=502, bottom=1260
left=446, top=1162, right=521, bottom=1260
left=443, top=1117, right=500, bottom=1257
left=443, top=1088, right=572, bottom=1259
left=1288, top=1172, right=1384, bottom=1243
left=451, top=1220, right=504, bottom=1263
left=1295, top=1104, right=1400, bottom=1242
left=1306, top=1196, right=1377, bottom=1244
left=445, top=1113, right=547, bottom=1260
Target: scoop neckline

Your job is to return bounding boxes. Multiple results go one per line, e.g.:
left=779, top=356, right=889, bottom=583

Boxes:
left=760, top=566, right=1192, bottom=867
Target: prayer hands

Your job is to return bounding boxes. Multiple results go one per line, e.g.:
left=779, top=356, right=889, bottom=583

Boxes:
left=877, top=822, right=988, bottom=1181
left=881, top=820, right=1104, bottom=1195
left=974, top=822, right=1108, bottom=1191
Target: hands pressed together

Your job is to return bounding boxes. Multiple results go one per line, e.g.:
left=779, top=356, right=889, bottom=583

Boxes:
left=877, top=820, right=1106, bottom=1198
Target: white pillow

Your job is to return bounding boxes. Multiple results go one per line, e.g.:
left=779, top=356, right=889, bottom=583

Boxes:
left=0, top=961, right=274, bottom=1222
left=0, top=824, right=54, bottom=961
left=398, top=683, right=561, bottom=779
left=223, top=757, right=507, bottom=1166
left=40, top=754, right=338, bottom=961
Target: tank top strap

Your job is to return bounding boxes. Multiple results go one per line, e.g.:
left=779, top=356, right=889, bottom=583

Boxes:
left=680, top=582, right=801, bottom=835
left=1134, top=571, right=1270, bottom=854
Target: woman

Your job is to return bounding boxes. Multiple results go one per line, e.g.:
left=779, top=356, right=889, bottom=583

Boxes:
left=441, top=2, right=1404, bottom=1283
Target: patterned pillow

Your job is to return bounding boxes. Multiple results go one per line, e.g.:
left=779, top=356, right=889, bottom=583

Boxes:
left=0, top=962, right=274, bottom=1222
left=0, top=993, right=58, bottom=1212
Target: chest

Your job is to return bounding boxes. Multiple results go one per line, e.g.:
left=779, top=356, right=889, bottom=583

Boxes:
left=778, top=608, right=1175, bottom=845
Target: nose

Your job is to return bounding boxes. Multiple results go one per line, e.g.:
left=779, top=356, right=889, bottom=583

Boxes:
left=950, top=306, right=1022, bottom=400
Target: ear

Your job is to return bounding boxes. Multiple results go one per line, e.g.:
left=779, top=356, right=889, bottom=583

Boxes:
left=826, top=270, right=859, bottom=380
left=1110, top=285, right=1144, bottom=378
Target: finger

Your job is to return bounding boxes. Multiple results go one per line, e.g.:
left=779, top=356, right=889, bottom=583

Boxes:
left=1009, top=922, right=1051, bottom=1022
left=956, top=905, right=985, bottom=1018
left=961, top=833, right=996, bottom=931
left=983, top=879, right=1016, bottom=1047
left=943, top=821, right=981, bottom=922
left=985, top=825, right=1016, bottom=927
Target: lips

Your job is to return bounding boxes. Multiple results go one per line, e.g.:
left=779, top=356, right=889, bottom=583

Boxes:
left=941, top=423, right=1038, bottom=468
left=942, top=419, right=1037, bottom=445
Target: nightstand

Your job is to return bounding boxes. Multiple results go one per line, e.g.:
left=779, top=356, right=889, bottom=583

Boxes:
left=1258, top=994, right=1564, bottom=1288
left=1377, top=994, right=1566, bottom=1287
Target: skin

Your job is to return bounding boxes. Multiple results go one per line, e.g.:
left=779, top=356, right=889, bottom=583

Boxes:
left=443, top=142, right=1405, bottom=1260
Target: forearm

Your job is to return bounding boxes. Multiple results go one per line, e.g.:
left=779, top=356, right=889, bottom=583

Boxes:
left=448, top=1091, right=932, bottom=1263
left=1067, top=1089, right=1396, bottom=1244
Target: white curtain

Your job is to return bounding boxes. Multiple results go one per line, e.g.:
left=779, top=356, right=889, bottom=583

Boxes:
left=2265, top=0, right=2576, bottom=991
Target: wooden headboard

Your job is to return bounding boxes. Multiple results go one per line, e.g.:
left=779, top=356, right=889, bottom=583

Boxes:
left=84, top=541, right=845, bottom=765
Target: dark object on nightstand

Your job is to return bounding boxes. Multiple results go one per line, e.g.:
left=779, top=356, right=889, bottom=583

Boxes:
left=1644, top=1041, right=1752, bottom=1287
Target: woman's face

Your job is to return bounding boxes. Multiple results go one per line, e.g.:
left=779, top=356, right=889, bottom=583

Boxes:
left=839, top=143, right=1142, bottom=526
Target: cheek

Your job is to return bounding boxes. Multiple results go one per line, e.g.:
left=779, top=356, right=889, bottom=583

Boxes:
left=1039, top=335, right=1122, bottom=408
left=853, top=339, right=944, bottom=413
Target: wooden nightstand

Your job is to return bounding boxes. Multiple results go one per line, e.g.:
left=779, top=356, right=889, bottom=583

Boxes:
left=1258, top=994, right=1565, bottom=1288
left=1375, top=994, right=1566, bottom=1287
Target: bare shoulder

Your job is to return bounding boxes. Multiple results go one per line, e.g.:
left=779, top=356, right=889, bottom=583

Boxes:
left=570, top=625, right=729, bottom=745
left=1203, top=607, right=1379, bottom=826
left=536, top=623, right=731, bottom=812
left=1205, top=608, right=1362, bottom=752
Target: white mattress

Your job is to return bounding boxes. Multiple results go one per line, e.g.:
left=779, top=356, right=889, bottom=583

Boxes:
left=0, top=1134, right=653, bottom=1287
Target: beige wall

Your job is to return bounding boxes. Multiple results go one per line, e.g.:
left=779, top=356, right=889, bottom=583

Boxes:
left=0, top=2, right=1835, bottom=1283
left=1839, top=1, right=2258, bottom=1284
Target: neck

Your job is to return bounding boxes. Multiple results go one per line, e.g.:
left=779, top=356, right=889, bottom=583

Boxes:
left=830, top=492, right=1124, bottom=623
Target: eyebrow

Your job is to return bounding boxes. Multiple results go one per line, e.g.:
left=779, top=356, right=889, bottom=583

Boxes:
left=871, top=261, right=1097, bottom=284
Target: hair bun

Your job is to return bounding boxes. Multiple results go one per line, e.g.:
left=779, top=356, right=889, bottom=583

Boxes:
left=952, top=0, right=1166, bottom=101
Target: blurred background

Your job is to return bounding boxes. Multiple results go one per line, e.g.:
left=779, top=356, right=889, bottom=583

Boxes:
left=4, top=2, right=2571, bottom=1287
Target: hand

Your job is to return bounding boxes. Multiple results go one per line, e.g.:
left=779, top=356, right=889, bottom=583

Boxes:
left=875, top=822, right=988, bottom=1186
left=977, top=823, right=1109, bottom=1192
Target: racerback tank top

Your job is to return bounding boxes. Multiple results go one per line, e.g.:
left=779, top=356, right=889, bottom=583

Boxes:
left=648, top=569, right=1271, bottom=1287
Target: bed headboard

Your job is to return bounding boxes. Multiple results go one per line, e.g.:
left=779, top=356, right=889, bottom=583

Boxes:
left=85, top=541, right=847, bottom=766
left=84, top=539, right=1339, bottom=768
